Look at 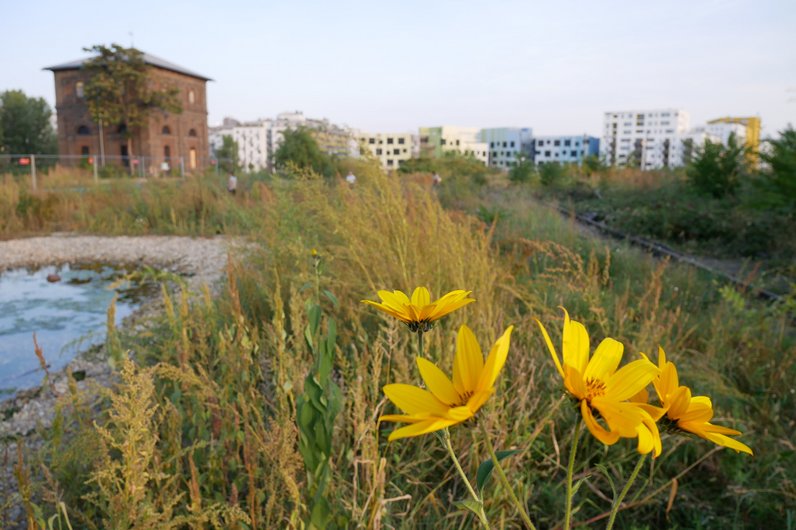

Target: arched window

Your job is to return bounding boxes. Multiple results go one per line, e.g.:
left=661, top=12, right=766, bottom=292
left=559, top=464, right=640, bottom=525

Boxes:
left=77, top=125, right=91, bottom=135
left=164, top=145, right=171, bottom=161
left=188, top=128, right=197, bottom=137
left=188, top=89, right=195, bottom=104
left=162, top=125, right=171, bottom=135
left=76, top=82, right=84, bottom=98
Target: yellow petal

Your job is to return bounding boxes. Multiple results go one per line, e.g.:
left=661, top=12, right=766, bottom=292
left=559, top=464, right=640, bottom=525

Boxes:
left=563, top=309, right=590, bottom=374
left=536, top=318, right=564, bottom=379
left=426, top=297, right=475, bottom=322
left=679, top=400, right=713, bottom=424
left=583, top=337, right=623, bottom=382
left=388, top=290, right=411, bottom=305
left=604, top=359, right=659, bottom=402
left=593, top=398, right=645, bottom=438
left=416, top=357, right=460, bottom=406
left=581, top=400, right=620, bottom=445
left=445, top=405, right=475, bottom=422
left=411, top=286, right=431, bottom=307
left=637, top=411, right=662, bottom=458
left=379, top=414, right=424, bottom=423
left=465, top=389, right=494, bottom=415
left=387, top=418, right=458, bottom=441
left=453, top=325, right=484, bottom=395
left=476, top=326, right=513, bottom=392
left=383, top=384, right=449, bottom=416
left=362, top=300, right=411, bottom=323
left=701, top=431, right=753, bottom=455
left=564, top=365, right=586, bottom=400
left=667, top=386, right=692, bottom=420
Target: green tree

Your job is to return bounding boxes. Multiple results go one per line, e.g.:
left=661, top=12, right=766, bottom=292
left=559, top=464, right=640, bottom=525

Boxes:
left=214, top=135, right=239, bottom=173
left=753, top=126, right=796, bottom=212
left=581, top=154, right=606, bottom=176
left=0, top=90, right=57, bottom=154
left=539, top=162, right=567, bottom=187
left=274, top=128, right=335, bottom=178
left=686, top=133, right=747, bottom=198
left=82, top=44, right=182, bottom=170
left=508, top=153, right=535, bottom=183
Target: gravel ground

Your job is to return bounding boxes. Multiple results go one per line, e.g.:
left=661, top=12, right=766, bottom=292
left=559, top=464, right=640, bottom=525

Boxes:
left=0, top=233, right=240, bottom=526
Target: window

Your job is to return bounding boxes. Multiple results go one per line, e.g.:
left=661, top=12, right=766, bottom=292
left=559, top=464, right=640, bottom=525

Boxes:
left=188, top=128, right=197, bottom=137
left=387, top=159, right=394, bottom=165
left=387, top=138, right=394, bottom=144
left=441, top=139, right=446, bottom=146
left=398, top=138, right=405, bottom=144
left=117, top=123, right=128, bottom=134
left=570, top=150, right=577, bottom=157
left=164, top=145, right=171, bottom=161
left=189, top=148, right=197, bottom=169
left=76, top=82, right=84, bottom=98
left=393, top=148, right=400, bottom=155
left=77, top=125, right=91, bottom=135
left=490, top=142, right=495, bottom=148
left=80, top=145, right=90, bottom=156
left=369, top=138, right=375, bottom=144
left=188, top=90, right=195, bottom=104
left=554, top=140, right=560, bottom=146
left=510, top=141, right=515, bottom=147
left=564, top=140, right=571, bottom=146
left=162, top=125, right=171, bottom=135
left=544, top=150, right=551, bottom=157
left=376, top=148, right=382, bottom=155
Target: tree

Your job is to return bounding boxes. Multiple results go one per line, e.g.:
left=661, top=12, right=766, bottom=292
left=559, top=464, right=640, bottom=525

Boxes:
left=581, top=154, right=606, bottom=176
left=539, top=162, right=567, bottom=187
left=753, top=126, right=796, bottom=212
left=274, top=128, right=335, bottom=178
left=686, top=133, right=747, bottom=198
left=214, top=135, right=239, bottom=173
left=82, top=44, right=182, bottom=170
left=508, top=153, right=535, bottom=183
left=0, top=90, right=57, bottom=155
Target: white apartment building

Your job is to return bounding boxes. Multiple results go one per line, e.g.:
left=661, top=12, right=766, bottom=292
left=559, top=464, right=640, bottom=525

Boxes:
left=358, top=132, right=416, bottom=171
left=419, top=126, right=489, bottom=164
left=479, top=128, right=533, bottom=168
left=602, top=109, right=690, bottom=169
left=209, top=118, right=269, bottom=171
left=671, top=121, right=747, bottom=166
left=210, top=111, right=358, bottom=171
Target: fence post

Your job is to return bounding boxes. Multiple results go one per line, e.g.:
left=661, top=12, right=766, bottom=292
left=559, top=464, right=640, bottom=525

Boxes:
left=180, top=157, right=185, bottom=178
left=31, top=154, right=37, bottom=191
left=93, top=155, right=99, bottom=183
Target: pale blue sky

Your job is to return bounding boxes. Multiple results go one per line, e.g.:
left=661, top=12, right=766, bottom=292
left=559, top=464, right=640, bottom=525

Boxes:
left=2, top=0, right=794, bottom=137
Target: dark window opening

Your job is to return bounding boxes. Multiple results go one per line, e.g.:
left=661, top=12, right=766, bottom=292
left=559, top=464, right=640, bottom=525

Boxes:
left=162, top=126, right=172, bottom=135
left=77, top=125, right=91, bottom=135
left=188, top=128, right=198, bottom=137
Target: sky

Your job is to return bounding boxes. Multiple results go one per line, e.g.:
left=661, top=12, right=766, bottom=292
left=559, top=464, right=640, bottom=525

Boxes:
left=1, top=0, right=795, bottom=137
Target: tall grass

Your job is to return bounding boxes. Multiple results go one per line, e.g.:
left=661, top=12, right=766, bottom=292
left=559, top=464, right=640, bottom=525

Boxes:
left=5, top=166, right=794, bottom=528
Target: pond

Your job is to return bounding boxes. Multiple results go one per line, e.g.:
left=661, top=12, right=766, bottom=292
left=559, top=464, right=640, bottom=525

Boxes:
left=0, top=264, right=147, bottom=398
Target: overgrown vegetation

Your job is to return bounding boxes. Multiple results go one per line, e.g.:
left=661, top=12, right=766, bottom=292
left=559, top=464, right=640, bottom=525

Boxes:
left=2, top=151, right=794, bottom=529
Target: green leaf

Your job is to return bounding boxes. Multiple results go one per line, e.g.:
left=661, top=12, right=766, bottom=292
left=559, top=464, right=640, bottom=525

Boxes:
left=322, top=289, right=339, bottom=308
left=476, top=449, right=520, bottom=492
left=308, top=304, right=321, bottom=336
left=453, top=498, right=484, bottom=517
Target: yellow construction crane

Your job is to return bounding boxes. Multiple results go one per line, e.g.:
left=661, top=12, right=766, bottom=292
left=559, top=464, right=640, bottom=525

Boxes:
left=707, top=116, right=761, bottom=164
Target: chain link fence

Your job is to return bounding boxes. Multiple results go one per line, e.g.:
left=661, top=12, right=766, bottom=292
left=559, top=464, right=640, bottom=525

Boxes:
left=0, top=154, right=233, bottom=191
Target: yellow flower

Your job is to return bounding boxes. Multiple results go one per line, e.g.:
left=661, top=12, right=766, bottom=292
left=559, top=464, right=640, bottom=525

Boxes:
left=653, top=347, right=752, bottom=455
left=380, top=325, right=513, bottom=440
left=362, top=287, right=475, bottom=332
left=537, top=309, right=662, bottom=457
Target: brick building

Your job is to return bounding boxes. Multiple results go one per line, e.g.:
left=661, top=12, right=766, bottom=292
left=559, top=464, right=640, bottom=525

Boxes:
left=45, top=52, right=211, bottom=173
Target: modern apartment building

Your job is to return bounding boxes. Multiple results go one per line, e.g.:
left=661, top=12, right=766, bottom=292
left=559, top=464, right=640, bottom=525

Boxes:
left=672, top=121, right=748, bottom=166
left=479, top=128, right=533, bottom=168
left=707, top=116, right=761, bottom=164
left=602, top=109, right=690, bottom=169
left=210, top=111, right=358, bottom=171
left=533, top=135, right=600, bottom=165
left=419, top=126, right=489, bottom=164
left=358, top=132, right=416, bottom=171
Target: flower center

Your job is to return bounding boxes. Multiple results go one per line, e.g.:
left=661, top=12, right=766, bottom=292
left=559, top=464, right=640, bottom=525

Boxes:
left=455, top=390, right=474, bottom=406
left=407, top=320, right=433, bottom=333
left=585, top=378, right=607, bottom=401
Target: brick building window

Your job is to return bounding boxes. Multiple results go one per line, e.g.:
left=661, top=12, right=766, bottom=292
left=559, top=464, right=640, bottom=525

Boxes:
left=188, top=128, right=197, bottom=137
left=162, top=126, right=171, bottom=135
left=164, top=145, right=171, bottom=161
left=77, top=125, right=91, bottom=135
left=188, top=90, right=195, bottom=104
left=80, top=146, right=90, bottom=156
left=76, top=82, right=84, bottom=98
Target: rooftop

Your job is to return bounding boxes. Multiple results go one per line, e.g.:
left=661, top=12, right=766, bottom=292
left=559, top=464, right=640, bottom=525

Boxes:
left=44, top=51, right=212, bottom=81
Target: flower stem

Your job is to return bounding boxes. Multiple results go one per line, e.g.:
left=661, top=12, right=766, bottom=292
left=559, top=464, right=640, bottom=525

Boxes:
left=606, top=454, right=647, bottom=530
left=564, top=420, right=582, bottom=530
left=417, top=330, right=424, bottom=358
left=442, top=428, right=490, bottom=529
left=478, top=422, right=537, bottom=530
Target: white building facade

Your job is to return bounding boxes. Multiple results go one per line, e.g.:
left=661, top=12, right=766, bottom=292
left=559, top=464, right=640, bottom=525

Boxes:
left=419, top=126, right=489, bottom=164
left=602, top=109, right=690, bottom=169
left=479, top=128, right=533, bottom=168
left=209, top=118, right=269, bottom=171
left=533, top=135, right=600, bottom=165
left=358, top=132, right=417, bottom=171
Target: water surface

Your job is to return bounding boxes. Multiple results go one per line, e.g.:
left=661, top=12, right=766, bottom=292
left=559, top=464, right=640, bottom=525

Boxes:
left=0, top=264, right=142, bottom=397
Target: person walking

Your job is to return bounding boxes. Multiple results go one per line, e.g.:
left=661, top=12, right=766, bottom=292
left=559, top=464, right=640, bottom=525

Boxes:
left=227, top=173, right=238, bottom=195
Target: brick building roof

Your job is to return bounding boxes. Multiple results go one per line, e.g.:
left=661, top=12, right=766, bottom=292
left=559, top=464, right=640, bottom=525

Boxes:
left=44, top=52, right=212, bottom=81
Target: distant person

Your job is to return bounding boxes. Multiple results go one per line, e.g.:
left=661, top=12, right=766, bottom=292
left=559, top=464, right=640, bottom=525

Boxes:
left=227, top=173, right=238, bottom=195
left=160, top=160, right=170, bottom=176
left=432, top=173, right=442, bottom=187
left=345, top=172, right=357, bottom=186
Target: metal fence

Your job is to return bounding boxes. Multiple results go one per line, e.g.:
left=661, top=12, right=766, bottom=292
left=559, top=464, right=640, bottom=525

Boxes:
left=0, top=154, right=233, bottom=191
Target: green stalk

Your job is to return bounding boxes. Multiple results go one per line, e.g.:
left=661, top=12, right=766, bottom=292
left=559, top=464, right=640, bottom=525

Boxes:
left=564, top=420, right=582, bottom=530
left=478, top=422, right=537, bottom=530
left=442, top=428, right=490, bottom=529
left=605, top=454, right=647, bottom=530
left=418, top=330, right=424, bottom=358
